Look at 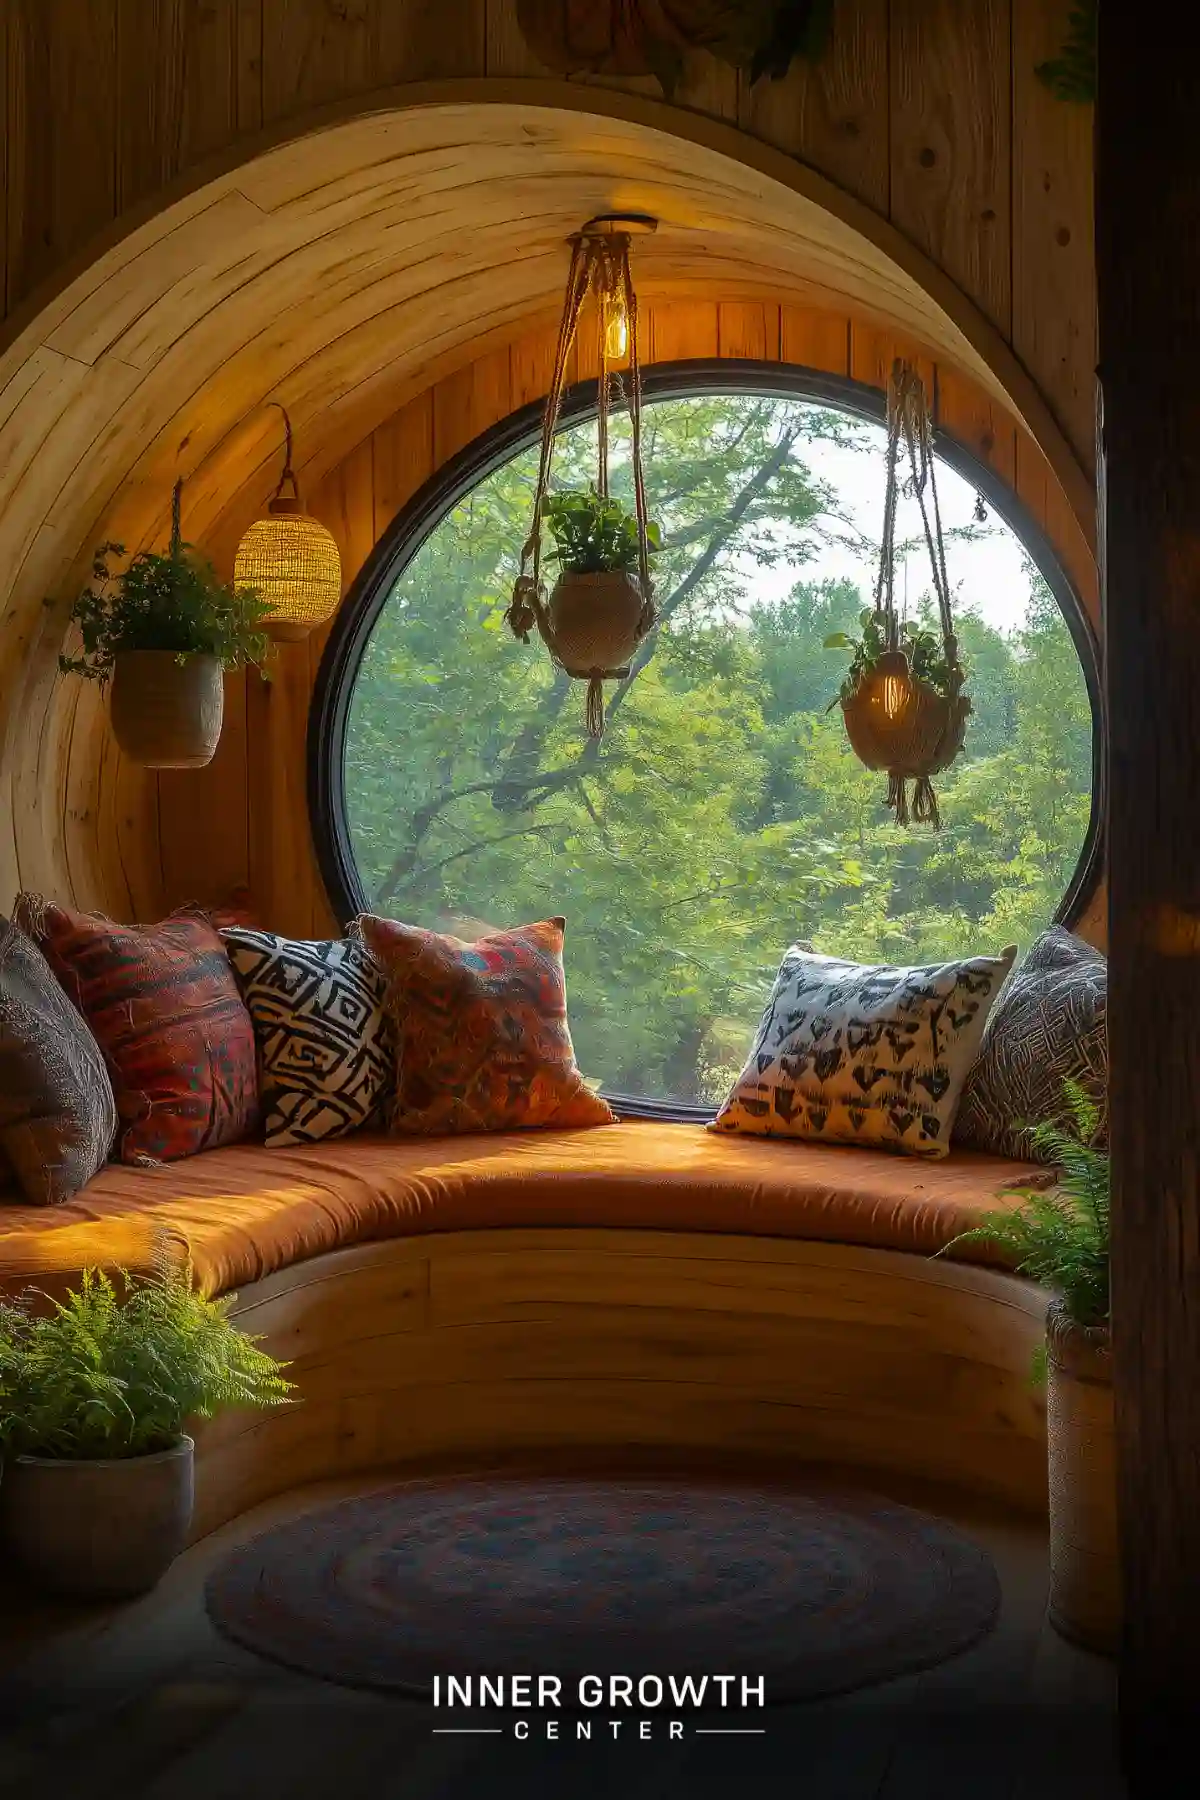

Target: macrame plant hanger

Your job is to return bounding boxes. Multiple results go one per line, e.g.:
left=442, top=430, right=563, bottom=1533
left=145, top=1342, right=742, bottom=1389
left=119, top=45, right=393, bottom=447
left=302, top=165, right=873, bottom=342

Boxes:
left=506, top=214, right=657, bottom=737
left=841, top=358, right=970, bottom=828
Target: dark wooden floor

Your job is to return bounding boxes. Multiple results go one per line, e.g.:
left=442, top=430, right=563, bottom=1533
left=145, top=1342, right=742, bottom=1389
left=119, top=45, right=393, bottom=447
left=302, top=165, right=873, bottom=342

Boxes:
left=0, top=1465, right=1125, bottom=1800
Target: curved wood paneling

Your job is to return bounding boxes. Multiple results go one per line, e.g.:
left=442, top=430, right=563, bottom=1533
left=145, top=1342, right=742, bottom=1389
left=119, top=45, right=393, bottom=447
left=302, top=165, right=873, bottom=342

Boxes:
left=189, top=1228, right=1051, bottom=1540
left=1, top=2, right=1096, bottom=471
left=155, top=299, right=1102, bottom=949
left=0, top=88, right=1095, bottom=927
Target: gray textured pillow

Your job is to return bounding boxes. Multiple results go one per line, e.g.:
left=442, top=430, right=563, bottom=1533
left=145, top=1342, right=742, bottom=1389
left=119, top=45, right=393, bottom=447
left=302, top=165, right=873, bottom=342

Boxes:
left=0, top=916, right=118, bottom=1204
left=955, top=926, right=1107, bottom=1163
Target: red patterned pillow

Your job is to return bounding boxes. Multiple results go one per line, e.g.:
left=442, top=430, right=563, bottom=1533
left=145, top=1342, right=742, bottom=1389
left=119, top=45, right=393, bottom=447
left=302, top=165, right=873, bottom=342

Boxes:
left=357, top=914, right=616, bottom=1136
left=16, top=897, right=259, bottom=1163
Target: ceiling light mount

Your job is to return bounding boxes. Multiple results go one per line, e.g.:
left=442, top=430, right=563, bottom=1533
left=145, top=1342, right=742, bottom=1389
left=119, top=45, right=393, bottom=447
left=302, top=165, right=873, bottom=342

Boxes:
left=577, top=213, right=659, bottom=240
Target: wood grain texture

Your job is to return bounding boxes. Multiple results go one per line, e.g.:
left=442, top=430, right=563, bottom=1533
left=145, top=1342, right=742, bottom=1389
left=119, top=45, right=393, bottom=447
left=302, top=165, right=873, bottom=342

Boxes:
left=0, top=86, right=1096, bottom=923
left=890, top=0, right=1011, bottom=338
left=739, top=0, right=890, bottom=213
left=0, top=0, right=1098, bottom=490
left=1012, top=0, right=1097, bottom=477
left=116, top=0, right=246, bottom=212
left=187, top=1228, right=1050, bottom=1539
left=6, top=0, right=119, bottom=308
left=260, top=0, right=375, bottom=121
left=1097, top=6, right=1200, bottom=1772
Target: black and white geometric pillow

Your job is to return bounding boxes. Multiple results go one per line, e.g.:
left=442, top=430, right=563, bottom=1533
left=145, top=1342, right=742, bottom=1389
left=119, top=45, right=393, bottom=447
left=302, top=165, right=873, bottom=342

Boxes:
left=954, top=926, right=1107, bottom=1163
left=220, top=929, right=393, bottom=1148
left=711, top=943, right=1015, bottom=1159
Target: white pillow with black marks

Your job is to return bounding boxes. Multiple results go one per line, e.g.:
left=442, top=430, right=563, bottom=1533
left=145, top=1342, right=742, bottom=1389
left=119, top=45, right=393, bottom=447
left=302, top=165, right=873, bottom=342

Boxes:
left=221, top=928, right=393, bottom=1148
left=711, top=944, right=1016, bottom=1159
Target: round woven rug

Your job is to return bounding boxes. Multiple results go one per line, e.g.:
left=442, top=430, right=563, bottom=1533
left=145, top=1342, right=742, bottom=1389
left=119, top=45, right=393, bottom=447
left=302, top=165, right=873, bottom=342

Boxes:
left=204, top=1477, right=1000, bottom=1703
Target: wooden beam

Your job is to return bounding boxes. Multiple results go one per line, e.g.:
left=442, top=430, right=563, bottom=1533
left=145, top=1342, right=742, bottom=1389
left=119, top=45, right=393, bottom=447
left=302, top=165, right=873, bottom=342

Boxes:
left=1097, top=10, right=1200, bottom=1783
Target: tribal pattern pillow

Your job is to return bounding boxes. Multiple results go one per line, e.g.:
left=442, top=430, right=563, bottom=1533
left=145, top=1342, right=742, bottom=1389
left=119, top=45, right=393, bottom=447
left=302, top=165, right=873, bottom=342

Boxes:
left=16, top=897, right=258, bottom=1164
left=357, top=913, right=616, bottom=1136
left=221, top=929, right=392, bottom=1147
left=955, top=927, right=1107, bottom=1163
left=712, top=944, right=1015, bottom=1159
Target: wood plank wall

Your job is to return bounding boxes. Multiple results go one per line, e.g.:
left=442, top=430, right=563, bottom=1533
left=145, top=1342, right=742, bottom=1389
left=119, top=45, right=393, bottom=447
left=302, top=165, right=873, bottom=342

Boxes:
left=154, top=297, right=1103, bottom=946
left=0, top=0, right=1096, bottom=477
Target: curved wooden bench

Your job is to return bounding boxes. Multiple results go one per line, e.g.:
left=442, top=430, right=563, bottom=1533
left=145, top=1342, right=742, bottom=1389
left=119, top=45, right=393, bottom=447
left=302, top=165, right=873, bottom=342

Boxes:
left=0, top=1124, right=1052, bottom=1535
left=191, top=1228, right=1048, bottom=1537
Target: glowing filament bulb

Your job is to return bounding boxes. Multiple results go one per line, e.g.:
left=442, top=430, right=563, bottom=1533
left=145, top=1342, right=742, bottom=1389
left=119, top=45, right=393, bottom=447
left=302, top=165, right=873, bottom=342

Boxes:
left=881, top=672, right=909, bottom=719
left=605, top=296, right=629, bottom=361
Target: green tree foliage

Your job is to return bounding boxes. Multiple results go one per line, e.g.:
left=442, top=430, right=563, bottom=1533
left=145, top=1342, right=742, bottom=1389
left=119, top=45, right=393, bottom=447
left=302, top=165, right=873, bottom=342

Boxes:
left=344, top=396, right=1093, bottom=1106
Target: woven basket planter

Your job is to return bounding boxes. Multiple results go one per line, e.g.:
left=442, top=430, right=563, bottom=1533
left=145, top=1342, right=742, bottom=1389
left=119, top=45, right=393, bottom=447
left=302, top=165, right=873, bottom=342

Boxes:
left=1045, top=1300, right=1119, bottom=1655
left=841, top=651, right=968, bottom=779
left=542, top=569, right=648, bottom=678
left=109, top=650, right=224, bottom=769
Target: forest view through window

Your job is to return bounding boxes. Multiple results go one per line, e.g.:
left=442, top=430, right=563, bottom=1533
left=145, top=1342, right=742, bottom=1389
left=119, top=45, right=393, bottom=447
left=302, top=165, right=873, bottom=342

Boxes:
left=341, top=387, right=1095, bottom=1109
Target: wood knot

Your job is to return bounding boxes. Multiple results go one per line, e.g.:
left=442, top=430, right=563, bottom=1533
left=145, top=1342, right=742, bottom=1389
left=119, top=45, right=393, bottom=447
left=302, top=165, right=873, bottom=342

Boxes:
left=918, top=146, right=937, bottom=168
left=1056, top=226, right=1072, bottom=247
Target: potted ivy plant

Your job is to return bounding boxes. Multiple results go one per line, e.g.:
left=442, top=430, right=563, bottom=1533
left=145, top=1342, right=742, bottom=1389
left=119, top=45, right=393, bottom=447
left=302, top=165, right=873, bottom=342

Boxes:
left=939, top=1083, right=1116, bottom=1653
left=59, top=480, right=271, bottom=769
left=0, top=1257, right=294, bottom=1599
left=540, top=486, right=662, bottom=693
left=825, top=611, right=956, bottom=709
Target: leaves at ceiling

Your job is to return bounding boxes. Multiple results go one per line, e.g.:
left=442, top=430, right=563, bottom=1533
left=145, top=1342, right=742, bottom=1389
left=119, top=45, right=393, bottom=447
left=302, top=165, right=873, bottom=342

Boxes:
left=515, top=1, right=835, bottom=100
left=1035, top=1, right=1096, bottom=103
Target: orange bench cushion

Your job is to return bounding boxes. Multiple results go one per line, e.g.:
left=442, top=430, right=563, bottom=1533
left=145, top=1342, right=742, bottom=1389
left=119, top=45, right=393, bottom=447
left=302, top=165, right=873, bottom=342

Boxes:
left=0, top=1121, right=1046, bottom=1300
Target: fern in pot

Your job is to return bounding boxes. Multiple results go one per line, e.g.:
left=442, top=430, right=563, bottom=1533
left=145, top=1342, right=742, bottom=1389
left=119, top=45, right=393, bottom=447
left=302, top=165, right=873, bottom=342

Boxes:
left=0, top=1256, right=293, bottom=1599
left=539, top=487, right=661, bottom=735
left=59, top=479, right=271, bottom=770
left=940, top=1082, right=1116, bottom=1654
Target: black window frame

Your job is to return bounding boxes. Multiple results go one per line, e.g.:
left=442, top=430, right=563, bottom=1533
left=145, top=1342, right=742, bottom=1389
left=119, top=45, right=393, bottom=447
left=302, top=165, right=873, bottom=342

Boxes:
left=309, top=359, right=1105, bottom=1123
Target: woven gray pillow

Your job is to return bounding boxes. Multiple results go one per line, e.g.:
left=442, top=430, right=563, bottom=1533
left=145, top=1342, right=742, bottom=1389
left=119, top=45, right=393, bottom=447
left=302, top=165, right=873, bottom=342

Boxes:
left=955, top=926, right=1107, bottom=1163
left=0, top=916, right=118, bottom=1204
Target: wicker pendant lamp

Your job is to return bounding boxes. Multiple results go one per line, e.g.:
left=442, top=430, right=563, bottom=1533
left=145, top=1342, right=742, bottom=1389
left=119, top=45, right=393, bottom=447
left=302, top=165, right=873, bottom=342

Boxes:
left=234, top=405, right=342, bottom=642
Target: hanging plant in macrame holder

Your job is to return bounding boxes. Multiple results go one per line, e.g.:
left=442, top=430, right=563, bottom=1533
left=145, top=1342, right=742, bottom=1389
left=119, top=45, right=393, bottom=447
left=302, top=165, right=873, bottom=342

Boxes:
left=506, top=217, right=659, bottom=738
left=830, top=359, right=970, bottom=828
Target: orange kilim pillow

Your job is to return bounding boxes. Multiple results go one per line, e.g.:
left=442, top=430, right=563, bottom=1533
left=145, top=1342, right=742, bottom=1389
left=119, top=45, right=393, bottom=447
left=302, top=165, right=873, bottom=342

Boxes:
left=356, top=914, right=616, bottom=1136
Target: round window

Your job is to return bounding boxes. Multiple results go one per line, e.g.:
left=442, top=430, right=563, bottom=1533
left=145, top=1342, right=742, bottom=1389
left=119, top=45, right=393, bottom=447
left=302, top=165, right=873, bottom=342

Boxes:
left=317, top=376, right=1099, bottom=1112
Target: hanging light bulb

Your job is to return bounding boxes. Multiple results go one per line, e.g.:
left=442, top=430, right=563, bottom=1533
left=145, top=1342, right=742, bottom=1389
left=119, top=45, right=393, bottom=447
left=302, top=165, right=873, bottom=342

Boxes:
left=604, top=294, right=629, bottom=361
left=234, top=404, right=341, bottom=642
left=871, top=649, right=913, bottom=722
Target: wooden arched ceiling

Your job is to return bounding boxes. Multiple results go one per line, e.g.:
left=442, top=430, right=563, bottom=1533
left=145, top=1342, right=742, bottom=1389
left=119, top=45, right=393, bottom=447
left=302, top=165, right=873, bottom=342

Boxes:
left=0, top=82, right=1093, bottom=913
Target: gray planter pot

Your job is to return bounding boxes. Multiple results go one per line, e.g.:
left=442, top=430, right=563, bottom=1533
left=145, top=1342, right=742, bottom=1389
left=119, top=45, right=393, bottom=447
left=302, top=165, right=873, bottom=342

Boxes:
left=1046, top=1302, right=1119, bottom=1655
left=0, top=1436, right=194, bottom=1599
